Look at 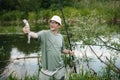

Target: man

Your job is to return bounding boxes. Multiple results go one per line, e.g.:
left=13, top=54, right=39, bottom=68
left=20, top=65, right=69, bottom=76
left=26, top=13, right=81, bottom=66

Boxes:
left=23, top=15, right=74, bottom=80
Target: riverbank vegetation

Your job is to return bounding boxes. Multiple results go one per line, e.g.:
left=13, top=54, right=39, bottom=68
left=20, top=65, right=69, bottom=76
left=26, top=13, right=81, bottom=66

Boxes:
left=0, top=0, right=120, bottom=80
left=0, top=0, right=120, bottom=32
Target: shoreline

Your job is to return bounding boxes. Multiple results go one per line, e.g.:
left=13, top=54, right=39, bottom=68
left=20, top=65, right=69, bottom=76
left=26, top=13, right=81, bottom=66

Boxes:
left=0, top=33, right=24, bottom=35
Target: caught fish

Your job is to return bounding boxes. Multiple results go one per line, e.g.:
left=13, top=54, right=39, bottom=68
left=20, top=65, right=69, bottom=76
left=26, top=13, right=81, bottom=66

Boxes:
left=23, top=19, right=30, bottom=44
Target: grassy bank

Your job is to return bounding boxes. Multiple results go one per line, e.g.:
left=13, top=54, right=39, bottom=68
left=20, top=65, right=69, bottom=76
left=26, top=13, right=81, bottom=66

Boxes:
left=6, top=68, right=120, bottom=80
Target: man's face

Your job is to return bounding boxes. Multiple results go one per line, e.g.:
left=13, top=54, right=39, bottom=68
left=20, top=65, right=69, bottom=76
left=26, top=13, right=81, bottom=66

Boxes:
left=50, top=20, right=61, bottom=31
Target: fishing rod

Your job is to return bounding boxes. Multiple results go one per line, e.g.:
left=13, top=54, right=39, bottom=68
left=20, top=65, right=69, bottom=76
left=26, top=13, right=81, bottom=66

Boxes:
left=57, top=0, right=77, bottom=73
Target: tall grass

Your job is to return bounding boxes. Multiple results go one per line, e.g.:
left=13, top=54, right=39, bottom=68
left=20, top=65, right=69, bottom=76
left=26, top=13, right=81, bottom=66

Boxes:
left=7, top=74, right=38, bottom=80
left=6, top=67, right=120, bottom=80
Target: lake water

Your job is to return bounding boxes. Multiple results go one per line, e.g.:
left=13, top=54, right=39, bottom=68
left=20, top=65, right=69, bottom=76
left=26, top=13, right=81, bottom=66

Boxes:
left=0, top=34, right=40, bottom=79
left=0, top=34, right=120, bottom=79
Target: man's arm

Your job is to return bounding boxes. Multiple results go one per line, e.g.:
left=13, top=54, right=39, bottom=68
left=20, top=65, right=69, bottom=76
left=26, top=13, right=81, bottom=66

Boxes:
left=29, top=31, right=38, bottom=38
left=23, top=26, right=38, bottom=38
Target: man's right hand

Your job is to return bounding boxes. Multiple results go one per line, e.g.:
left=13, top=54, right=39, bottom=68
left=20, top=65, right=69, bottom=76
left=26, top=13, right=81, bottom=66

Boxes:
left=23, top=26, right=30, bottom=34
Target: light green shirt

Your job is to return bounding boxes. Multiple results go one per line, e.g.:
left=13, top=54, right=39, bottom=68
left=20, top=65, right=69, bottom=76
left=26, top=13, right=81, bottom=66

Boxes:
left=37, top=30, right=64, bottom=71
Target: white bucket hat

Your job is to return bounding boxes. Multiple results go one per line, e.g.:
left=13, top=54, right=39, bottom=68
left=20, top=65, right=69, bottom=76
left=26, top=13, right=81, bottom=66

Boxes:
left=50, top=15, right=62, bottom=25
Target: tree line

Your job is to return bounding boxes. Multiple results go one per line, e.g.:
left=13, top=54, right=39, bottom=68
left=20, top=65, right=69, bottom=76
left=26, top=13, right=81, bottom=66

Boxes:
left=0, top=0, right=74, bottom=12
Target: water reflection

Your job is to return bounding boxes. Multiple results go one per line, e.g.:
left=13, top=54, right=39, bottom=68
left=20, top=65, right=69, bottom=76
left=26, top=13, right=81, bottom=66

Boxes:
left=74, top=42, right=120, bottom=73
left=10, top=48, right=25, bottom=59
left=2, top=48, right=39, bottom=79
left=0, top=35, right=120, bottom=79
left=0, top=34, right=40, bottom=79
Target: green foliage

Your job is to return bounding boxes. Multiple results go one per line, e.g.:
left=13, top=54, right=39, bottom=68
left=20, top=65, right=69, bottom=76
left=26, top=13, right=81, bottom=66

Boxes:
left=7, top=74, right=38, bottom=80
left=68, top=66, right=120, bottom=80
left=99, top=65, right=120, bottom=80
left=7, top=73, right=18, bottom=80
left=0, top=47, right=4, bottom=61
left=62, top=54, right=74, bottom=67
left=0, top=47, right=10, bottom=72
left=0, top=11, right=24, bottom=21
left=69, top=12, right=106, bottom=43
left=28, top=12, right=36, bottom=20
left=0, top=26, right=22, bottom=33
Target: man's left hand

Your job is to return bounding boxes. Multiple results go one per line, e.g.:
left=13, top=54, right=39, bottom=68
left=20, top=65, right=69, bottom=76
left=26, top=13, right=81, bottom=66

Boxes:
left=69, top=50, right=74, bottom=55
